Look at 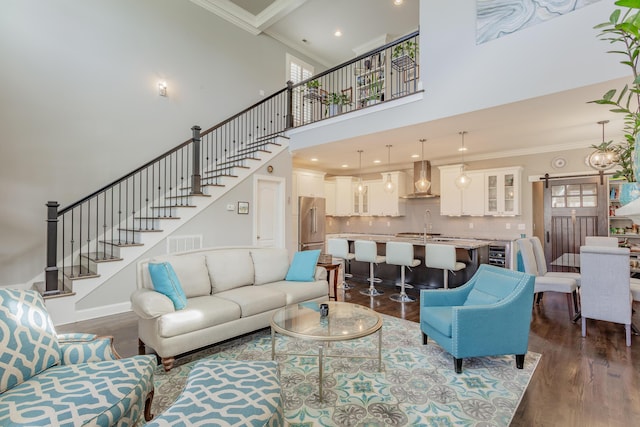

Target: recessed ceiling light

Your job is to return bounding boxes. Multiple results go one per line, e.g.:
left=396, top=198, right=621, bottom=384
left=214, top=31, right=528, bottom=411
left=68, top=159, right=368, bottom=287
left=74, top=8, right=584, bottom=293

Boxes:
left=373, top=159, right=381, bottom=164
left=341, top=164, right=349, bottom=168
left=311, top=157, right=318, bottom=162
left=411, top=154, right=419, bottom=158
left=457, top=147, right=468, bottom=152
left=334, top=30, right=342, bottom=37
left=393, top=0, right=403, bottom=6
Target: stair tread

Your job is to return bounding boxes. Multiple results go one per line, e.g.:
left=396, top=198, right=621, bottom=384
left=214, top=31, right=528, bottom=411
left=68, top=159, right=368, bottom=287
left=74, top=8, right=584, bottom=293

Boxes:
left=62, top=265, right=100, bottom=280
left=100, top=240, right=145, bottom=247
left=135, top=216, right=181, bottom=220
left=151, top=205, right=196, bottom=208
left=81, top=252, right=123, bottom=263
left=205, top=166, right=249, bottom=174
left=166, top=194, right=211, bottom=199
left=118, top=228, right=163, bottom=232
left=203, top=173, right=239, bottom=178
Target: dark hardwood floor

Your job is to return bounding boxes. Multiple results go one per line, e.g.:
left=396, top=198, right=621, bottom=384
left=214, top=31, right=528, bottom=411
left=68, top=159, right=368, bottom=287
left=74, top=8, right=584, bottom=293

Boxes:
left=57, top=278, right=640, bottom=426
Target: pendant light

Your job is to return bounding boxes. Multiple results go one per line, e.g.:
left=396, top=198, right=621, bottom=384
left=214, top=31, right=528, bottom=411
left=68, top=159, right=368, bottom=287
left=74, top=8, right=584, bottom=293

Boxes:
left=357, top=150, right=367, bottom=195
left=588, top=120, right=617, bottom=171
left=455, top=131, right=472, bottom=189
left=383, top=145, right=395, bottom=193
left=415, top=139, right=431, bottom=192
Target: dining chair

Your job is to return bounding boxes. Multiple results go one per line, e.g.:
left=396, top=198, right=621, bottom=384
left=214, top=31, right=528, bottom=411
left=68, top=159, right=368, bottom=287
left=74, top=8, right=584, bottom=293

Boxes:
left=516, top=237, right=580, bottom=321
left=585, top=236, right=619, bottom=247
left=580, top=245, right=633, bottom=346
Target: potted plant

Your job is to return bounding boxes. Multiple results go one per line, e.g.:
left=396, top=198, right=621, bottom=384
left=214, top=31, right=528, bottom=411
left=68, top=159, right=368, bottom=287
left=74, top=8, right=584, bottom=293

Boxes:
left=325, top=92, right=351, bottom=116
left=392, top=40, right=418, bottom=70
left=305, top=80, right=321, bottom=96
left=591, top=0, right=640, bottom=204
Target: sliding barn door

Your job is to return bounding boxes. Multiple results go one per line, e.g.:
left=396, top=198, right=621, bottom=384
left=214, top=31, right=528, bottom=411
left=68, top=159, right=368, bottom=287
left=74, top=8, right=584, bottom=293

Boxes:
left=543, top=176, right=608, bottom=272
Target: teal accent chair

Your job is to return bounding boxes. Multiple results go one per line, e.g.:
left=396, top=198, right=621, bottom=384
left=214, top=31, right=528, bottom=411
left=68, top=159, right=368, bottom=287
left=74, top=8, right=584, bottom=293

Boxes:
left=0, top=289, right=156, bottom=426
left=420, top=264, right=535, bottom=373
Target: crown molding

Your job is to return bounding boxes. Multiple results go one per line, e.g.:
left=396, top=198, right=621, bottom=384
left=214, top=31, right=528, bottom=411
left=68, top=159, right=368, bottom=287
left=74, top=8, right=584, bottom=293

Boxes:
left=190, top=0, right=307, bottom=35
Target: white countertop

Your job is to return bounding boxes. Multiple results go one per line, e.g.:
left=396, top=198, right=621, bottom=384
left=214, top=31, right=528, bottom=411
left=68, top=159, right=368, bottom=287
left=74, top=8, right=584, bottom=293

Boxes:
left=327, top=233, right=492, bottom=250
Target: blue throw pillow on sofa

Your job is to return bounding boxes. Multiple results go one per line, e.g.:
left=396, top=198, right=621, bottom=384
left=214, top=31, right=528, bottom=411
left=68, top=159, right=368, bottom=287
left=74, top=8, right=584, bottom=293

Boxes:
left=285, top=250, right=321, bottom=282
left=148, top=262, right=188, bottom=310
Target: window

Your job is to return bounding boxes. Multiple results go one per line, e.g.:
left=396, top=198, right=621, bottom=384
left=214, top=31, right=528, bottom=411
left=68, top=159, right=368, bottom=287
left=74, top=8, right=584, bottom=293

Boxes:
left=286, top=54, right=314, bottom=126
left=551, top=183, right=598, bottom=208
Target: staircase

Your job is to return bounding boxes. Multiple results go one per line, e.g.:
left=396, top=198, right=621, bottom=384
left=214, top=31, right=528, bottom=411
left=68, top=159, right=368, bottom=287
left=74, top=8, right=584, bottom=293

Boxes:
left=42, top=85, right=292, bottom=325
left=43, top=137, right=288, bottom=325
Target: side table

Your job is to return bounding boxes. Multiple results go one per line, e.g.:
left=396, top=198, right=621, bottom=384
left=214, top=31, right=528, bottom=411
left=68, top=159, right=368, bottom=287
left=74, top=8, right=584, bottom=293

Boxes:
left=317, top=262, right=340, bottom=300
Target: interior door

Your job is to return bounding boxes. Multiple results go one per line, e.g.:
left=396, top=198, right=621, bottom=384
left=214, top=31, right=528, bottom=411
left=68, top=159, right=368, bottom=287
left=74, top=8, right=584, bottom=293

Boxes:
left=254, top=175, right=285, bottom=248
left=543, top=176, right=608, bottom=271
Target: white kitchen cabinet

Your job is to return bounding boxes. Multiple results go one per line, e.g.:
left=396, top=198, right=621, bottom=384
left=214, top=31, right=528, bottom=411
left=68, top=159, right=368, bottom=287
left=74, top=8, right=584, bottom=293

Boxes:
left=326, top=176, right=355, bottom=216
left=292, top=169, right=325, bottom=215
left=352, top=181, right=370, bottom=215
left=293, top=169, right=325, bottom=197
left=462, top=171, right=486, bottom=216
left=324, top=181, right=336, bottom=216
left=372, top=171, right=407, bottom=216
left=439, top=165, right=463, bottom=216
left=484, top=167, right=521, bottom=215
left=439, top=165, right=487, bottom=216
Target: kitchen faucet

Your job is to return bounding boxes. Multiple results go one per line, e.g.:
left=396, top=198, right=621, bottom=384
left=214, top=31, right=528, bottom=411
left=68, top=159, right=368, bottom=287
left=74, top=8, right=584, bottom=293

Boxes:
left=423, top=209, right=432, bottom=243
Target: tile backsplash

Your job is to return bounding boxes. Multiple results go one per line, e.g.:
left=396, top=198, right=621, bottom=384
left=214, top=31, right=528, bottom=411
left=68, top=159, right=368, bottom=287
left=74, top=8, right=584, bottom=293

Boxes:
left=325, top=198, right=525, bottom=241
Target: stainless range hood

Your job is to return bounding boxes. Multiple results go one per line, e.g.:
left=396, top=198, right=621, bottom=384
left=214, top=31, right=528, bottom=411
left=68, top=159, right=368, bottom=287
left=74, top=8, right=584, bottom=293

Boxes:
left=401, top=160, right=440, bottom=199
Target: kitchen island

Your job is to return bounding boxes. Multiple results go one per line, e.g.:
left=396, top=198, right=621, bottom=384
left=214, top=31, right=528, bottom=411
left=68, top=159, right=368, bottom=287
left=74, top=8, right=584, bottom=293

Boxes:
left=327, top=233, right=492, bottom=290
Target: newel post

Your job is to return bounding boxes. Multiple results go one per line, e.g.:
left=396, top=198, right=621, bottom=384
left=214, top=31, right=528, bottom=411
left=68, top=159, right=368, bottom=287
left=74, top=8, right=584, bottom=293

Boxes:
left=45, top=201, right=60, bottom=294
left=286, top=80, right=294, bottom=129
left=191, top=125, right=202, bottom=195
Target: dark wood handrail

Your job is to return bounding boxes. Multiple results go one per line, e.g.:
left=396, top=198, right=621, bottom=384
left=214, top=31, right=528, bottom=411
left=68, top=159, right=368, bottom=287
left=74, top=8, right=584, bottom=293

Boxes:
left=58, top=87, right=289, bottom=216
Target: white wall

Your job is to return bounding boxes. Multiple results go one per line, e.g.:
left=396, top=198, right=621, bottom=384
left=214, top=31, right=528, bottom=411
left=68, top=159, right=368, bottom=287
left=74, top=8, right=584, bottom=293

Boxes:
left=421, top=0, right=624, bottom=119
left=0, top=0, right=320, bottom=285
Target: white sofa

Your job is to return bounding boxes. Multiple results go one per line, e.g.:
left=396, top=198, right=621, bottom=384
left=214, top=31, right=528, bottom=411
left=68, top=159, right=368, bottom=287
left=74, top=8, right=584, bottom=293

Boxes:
left=130, top=247, right=329, bottom=371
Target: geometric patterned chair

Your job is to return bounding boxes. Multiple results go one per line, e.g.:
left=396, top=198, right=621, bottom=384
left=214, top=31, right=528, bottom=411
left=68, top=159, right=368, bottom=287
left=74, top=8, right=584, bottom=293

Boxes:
left=146, top=359, right=284, bottom=426
left=0, top=289, right=156, bottom=426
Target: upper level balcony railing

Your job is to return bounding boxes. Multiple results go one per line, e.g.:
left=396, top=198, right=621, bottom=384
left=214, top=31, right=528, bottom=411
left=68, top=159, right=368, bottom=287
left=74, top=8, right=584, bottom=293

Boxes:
left=288, top=30, right=420, bottom=128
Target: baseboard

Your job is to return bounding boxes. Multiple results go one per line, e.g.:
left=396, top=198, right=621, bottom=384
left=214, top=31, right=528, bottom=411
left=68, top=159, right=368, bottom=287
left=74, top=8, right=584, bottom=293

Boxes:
left=74, top=301, right=132, bottom=323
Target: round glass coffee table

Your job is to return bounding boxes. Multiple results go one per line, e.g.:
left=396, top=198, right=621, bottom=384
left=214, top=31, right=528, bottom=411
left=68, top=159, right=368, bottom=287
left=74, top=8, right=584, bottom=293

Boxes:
left=270, top=301, right=383, bottom=401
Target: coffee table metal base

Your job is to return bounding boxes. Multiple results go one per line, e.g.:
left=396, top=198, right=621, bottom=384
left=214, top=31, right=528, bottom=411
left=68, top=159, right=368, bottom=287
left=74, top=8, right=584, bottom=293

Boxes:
left=271, top=327, right=382, bottom=402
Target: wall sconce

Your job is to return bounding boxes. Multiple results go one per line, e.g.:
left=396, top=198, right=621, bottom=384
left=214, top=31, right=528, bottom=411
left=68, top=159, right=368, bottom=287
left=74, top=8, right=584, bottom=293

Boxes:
left=158, top=81, right=168, bottom=97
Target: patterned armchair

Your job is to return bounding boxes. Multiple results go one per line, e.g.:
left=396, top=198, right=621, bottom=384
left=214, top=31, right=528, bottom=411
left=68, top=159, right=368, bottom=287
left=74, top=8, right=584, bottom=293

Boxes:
left=0, top=289, right=156, bottom=426
left=420, top=264, right=535, bottom=373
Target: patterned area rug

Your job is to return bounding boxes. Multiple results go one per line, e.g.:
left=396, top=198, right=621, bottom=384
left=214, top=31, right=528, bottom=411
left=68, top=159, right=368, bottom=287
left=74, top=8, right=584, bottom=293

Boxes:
left=151, top=315, right=539, bottom=426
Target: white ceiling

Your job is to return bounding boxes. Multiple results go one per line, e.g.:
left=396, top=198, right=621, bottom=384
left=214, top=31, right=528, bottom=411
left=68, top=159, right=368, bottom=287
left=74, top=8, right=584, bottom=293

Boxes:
left=191, top=0, right=627, bottom=176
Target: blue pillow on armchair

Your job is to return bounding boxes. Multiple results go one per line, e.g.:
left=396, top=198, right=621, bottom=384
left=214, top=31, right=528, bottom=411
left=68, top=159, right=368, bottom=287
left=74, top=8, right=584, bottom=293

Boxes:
left=148, top=262, right=188, bottom=310
left=285, top=250, right=321, bottom=282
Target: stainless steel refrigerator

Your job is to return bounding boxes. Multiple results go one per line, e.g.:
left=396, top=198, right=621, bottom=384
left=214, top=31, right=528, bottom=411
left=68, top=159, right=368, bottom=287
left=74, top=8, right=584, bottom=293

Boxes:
left=298, top=196, right=326, bottom=252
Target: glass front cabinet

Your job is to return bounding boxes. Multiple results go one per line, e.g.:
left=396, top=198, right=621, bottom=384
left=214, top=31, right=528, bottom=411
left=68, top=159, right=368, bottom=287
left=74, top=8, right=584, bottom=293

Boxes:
left=484, top=167, right=522, bottom=215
